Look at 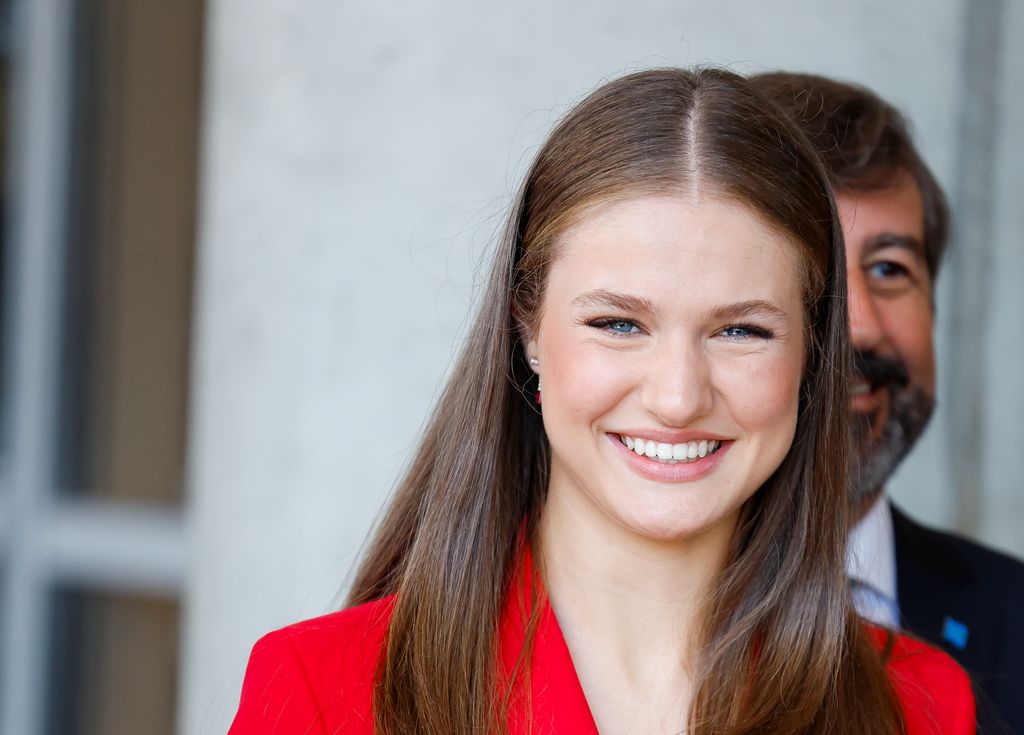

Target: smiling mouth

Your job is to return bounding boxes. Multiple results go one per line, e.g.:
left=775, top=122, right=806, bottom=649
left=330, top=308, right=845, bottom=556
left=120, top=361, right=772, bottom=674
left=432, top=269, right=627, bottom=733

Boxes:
left=850, top=378, right=890, bottom=415
left=617, top=434, right=723, bottom=464
left=851, top=379, right=872, bottom=397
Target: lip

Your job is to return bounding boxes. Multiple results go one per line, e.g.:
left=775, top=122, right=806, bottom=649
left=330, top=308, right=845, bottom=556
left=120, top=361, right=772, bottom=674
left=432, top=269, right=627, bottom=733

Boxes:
left=614, top=428, right=732, bottom=444
left=851, top=379, right=887, bottom=413
left=608, top=433, right=731, bottom=483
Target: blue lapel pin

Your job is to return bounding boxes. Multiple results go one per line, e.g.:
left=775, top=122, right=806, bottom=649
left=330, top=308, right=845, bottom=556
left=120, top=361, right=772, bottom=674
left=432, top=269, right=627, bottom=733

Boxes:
left=941, top=615, right=969, bottom=650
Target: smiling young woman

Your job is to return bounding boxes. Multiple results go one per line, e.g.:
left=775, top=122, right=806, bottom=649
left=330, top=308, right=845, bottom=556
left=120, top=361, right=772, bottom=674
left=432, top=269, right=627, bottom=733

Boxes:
left=229, top=69, right=974, bottom=735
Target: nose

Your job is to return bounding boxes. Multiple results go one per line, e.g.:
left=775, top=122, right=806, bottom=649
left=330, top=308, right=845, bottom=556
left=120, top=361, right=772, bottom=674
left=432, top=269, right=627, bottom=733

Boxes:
left=640, top=339, right=714, bottom=427
left=847, top=265, right=885, bottom=351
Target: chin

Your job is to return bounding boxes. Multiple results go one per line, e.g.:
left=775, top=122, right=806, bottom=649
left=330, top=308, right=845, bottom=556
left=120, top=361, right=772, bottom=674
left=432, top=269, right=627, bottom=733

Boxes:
left=614, top=505, right=727, bottom=544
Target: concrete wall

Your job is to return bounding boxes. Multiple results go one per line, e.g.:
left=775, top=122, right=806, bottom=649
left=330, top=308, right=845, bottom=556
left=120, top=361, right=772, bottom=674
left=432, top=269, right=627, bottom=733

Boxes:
left=979, top=0, right=1024, bottom=551
left=180, top=1, right=1022, bottom=732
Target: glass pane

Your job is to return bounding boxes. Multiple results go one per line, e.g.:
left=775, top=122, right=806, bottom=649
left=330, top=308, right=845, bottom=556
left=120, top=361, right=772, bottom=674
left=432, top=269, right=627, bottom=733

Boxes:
left=47, top=585, right=178, bottom=735
left=56, top=0, right=203, bottom=503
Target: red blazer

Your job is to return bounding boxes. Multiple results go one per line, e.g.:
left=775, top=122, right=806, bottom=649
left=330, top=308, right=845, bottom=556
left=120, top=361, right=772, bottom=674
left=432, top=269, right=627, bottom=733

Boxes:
left=230, top=583, right=975, bottom=734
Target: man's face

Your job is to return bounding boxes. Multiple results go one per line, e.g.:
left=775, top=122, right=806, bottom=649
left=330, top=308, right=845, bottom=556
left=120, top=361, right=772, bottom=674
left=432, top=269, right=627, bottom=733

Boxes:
left=836, top=172, right=937, bottom=512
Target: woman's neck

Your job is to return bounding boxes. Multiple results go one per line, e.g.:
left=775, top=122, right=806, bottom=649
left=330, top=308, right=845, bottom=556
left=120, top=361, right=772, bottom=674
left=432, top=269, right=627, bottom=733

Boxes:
left=537, top=488, right=736, bottom=733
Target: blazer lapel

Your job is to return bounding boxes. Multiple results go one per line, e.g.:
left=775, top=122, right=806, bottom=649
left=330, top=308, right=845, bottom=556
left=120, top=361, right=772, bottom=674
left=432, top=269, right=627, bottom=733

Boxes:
left=498, top=550, right=600, bottom=735
left=891, top=503, right=975, bottom=652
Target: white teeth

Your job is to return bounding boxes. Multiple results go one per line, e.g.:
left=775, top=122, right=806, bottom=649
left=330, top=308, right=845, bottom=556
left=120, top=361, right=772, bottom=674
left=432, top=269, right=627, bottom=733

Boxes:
left=619, top=435, right=723, bottom=464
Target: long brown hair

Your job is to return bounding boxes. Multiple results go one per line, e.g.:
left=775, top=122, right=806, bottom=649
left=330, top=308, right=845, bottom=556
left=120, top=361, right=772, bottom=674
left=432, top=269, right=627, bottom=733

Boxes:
left=751, top=71, right=950, bottom=280
left=349, top=68, right=901, bottom=734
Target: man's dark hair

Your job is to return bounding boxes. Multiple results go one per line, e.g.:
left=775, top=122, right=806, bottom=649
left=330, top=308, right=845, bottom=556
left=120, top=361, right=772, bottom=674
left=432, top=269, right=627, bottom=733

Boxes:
left=752, top=72, right=950, bottom=280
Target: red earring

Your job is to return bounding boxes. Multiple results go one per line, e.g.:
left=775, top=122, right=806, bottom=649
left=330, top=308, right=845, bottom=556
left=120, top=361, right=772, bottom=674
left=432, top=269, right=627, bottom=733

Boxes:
left=529, top=357, right=541, bottom=404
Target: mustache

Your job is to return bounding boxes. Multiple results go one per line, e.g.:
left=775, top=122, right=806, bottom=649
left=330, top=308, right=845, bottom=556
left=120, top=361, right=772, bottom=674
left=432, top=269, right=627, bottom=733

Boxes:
left=853, top=350, right=909, bottom=389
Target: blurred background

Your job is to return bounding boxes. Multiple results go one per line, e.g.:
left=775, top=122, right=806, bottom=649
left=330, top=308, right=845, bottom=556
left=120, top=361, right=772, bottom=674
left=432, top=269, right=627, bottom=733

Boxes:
left=0, top=0, right=1019, bottom=733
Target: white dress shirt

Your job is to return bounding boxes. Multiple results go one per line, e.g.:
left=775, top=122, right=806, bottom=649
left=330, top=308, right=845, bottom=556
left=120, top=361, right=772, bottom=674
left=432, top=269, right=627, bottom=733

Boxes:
left=846, top=494, right=900, bottom=628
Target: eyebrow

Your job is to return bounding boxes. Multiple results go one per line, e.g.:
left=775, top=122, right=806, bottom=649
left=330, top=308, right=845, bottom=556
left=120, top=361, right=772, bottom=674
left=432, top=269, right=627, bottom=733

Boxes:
left=571, top=289, right=658, bottom=316
left=707, top=300, right=789, bottom=322
left=571, top=290, right=788, bottom=322
left=865, top=232, right=925, bottom=259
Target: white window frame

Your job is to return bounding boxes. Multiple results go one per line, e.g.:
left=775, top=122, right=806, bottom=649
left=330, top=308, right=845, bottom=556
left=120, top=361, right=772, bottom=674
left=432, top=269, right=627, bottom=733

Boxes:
left=0, top=1, right=187, bottom=732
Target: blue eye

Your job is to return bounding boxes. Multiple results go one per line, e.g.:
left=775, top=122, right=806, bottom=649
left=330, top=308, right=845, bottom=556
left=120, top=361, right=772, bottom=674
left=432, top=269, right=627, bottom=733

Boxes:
left=607, top=320, right=640, bottom=334
left=721, top=326, right=750, bottom=338
left=867, top=261, right=909, bottom=279
left=587, top=318, right=643, bottom=336
left=719, top=324, right=774, bottom=341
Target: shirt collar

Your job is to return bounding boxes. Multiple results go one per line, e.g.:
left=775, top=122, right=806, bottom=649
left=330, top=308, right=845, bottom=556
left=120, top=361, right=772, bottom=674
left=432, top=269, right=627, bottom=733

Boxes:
left=846, top=494, right=897, bottom=605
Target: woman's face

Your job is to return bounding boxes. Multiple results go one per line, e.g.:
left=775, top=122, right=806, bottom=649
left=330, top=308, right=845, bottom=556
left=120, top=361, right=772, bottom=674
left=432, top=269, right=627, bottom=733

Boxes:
left=529, top=195, right=806, bottom=544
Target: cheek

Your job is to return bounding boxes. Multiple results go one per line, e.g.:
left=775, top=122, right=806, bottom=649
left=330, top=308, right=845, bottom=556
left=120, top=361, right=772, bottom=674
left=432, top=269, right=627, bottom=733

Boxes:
left=885, top=306, right=936, bottom=389
left=542, top=333, right=633, bottom=422
left=906, top=331, right=935, bottom=388
left=716, top=350, right=803, bottom=443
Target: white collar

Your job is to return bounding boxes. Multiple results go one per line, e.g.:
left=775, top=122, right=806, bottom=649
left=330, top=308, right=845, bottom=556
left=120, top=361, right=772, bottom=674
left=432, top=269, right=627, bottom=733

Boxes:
left=846, top=493, right=897, bottom=605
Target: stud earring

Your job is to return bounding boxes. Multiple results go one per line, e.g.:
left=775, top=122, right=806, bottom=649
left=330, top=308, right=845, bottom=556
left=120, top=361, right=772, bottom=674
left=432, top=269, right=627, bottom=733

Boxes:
left=528, top=357, right=538, bottom=367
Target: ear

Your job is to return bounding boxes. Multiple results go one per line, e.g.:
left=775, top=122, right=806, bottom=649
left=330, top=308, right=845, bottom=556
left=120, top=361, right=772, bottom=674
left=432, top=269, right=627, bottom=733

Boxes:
left=512, top=304, right=540, bottom=373
left=520, top=327, right=539, bottom=374
left=525, top=338, right=539, bottom=373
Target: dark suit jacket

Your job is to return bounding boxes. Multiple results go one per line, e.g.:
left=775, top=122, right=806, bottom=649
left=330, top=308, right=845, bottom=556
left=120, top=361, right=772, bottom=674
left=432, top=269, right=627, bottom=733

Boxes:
left=893, top=504, right=1024, bottom=734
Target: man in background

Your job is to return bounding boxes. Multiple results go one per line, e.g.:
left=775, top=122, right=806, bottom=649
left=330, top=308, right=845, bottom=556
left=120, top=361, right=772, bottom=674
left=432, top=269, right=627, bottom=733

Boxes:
left=754, top=72, right=1024, bottom=733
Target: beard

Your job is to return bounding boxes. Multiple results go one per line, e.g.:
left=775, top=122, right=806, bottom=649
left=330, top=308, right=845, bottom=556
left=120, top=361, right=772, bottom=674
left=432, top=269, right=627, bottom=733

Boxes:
left=850, top=350, right=934, bottom=508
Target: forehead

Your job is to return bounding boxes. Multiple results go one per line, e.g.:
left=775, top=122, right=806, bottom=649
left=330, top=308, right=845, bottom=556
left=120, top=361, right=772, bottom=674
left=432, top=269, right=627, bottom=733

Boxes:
left=546, top=195, right=804, bottom=310
left=834, top=175, right=925, bottom=254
